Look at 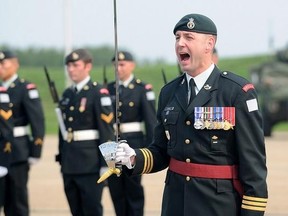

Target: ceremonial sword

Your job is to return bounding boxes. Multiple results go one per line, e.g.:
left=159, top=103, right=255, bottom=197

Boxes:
left=97, top=0, right=124, bottom=183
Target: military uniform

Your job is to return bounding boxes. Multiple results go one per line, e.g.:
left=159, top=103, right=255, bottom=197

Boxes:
left=3, top=76, right=45, bottom=216
left=56, top=79, right=115, bottom=215
left=0, top=87, right=13, bottom=208
left=107, top=76, right=156, bottom=216
left=132, top=68, right=268, bottom=216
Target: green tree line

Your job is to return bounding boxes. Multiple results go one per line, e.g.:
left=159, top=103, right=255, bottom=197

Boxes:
left=0, top=45, right=117, bottom=67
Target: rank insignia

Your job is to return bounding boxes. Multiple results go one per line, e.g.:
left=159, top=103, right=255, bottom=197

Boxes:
left=34, top=138, right=43, bottom=145
left=3, top=142, right=11, bottom=153
left=187, top=18, right=195, bottom=29
left=194, top=107, right=235, bottom=130
left=0, top=109, right=12, bottom=120
left=101, top=112, right=114, bottom=123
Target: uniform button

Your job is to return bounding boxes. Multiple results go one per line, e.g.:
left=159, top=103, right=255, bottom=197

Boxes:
left=119, top=101, right=122, bottom=106
left=118, top=112, right=122, bottom=117
left=68, top=128, right=72, bottom=132
left=9, top=103, right=13, bottom=107
left=129, top=102, right=134, bottom=107
left=70, top=106, right=74, bottom=111
left=185, top=158, right=191, bottom=163
left=185, top=139, right=190, bottom=144
left=164, top=119, right=167, bottom=123
left=186, top=120, right=191, bottom=125
left=186, top=176, right=190, bottom=181
left=68, top=117, right=73, bottom=122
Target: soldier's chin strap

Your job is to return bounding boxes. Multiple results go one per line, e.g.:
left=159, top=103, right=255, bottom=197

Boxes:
left=97, top=0, right=122, bottom=184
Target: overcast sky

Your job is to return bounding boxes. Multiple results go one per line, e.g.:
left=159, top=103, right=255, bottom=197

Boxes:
left=1, top=0, right=288, bottom=63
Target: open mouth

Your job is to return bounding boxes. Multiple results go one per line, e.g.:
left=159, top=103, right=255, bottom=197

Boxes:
left=179, top=53, right=190, bottom=62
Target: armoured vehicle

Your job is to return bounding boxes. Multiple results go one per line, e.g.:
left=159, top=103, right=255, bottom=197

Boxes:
left=249, top=47, right=288, bottom=136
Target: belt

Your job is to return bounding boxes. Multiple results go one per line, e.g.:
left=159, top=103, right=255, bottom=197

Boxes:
left=169, top=158, right=243, bottom=197
left=13, top=126, right=29, bottom=137
left=116, top=122, right=144, bottom=133
left=66, top=129, right=99, bottom=142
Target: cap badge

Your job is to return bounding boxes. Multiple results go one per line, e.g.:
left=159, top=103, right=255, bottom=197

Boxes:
left=72, top=52, right=79, bottom=60
left=187, top=18, right=195, bottom=30
left=118, top=52, right=125, bottom=60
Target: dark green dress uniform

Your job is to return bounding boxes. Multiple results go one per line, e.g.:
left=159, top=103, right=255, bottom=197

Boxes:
left=4, top=77, right=45, bottom=216
left=131, top=68, right=268, bottom=216
left=56, top=80, right=114, bottom=216
left=107, top=77, right=157, bottom=216
left=0, top=87, right=13, bottom=208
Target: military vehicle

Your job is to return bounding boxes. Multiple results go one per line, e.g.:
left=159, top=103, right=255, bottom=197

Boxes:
left=249, top=47, right=288, bottom=136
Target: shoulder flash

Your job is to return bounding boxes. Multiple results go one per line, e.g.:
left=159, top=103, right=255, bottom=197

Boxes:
left=26, top=83, right=36, bottom=89
left=100, top=88, right=109, bottom=94
left=0, top=86, right=7, bottom=92
left=145, top=84, right=153, bottom=90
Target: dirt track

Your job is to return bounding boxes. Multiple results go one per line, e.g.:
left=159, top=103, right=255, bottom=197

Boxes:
left=20, top=132, right=288, bottom=215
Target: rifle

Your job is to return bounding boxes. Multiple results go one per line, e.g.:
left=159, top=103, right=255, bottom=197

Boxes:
left=161, top=68, right=167, bottom=85
left=44, top=66, right=66, bottom=141
left=44, top=65, right=59, bottom=104
left=103, top=65, right=108, bottom=87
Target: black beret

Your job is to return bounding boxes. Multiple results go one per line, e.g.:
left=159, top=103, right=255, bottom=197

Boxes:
left=173, top=14, right=217, bottom=36
left=0, top=50, right=17, bottom=61
left=65, top=49, right=93, bottom=64
left=111, top=51, right=134, bottom=62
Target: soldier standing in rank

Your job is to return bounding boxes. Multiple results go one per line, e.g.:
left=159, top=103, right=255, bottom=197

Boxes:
left=56, top=48, right=115, bottom=216
left=115, top=14, right=268, bottom=216
left=0, top=50, right=45, bottom=216
left=0, top=86, right=13, bottom=211
left=107, top=51, right=157, bottom=216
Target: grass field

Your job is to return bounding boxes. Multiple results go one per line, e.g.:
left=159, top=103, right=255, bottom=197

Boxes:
left=18, top=55, right=288, bottom=134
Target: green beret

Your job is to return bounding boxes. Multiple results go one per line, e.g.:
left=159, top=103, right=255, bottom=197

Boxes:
left=65, top=49, right=93, bottom=64
left=0, top=50, right=17, bottom=61
left=173, top=14, right=217, bottom=36
left=112, top=51, right=134, bottom=62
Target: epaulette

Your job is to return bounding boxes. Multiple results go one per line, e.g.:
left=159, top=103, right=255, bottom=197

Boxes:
left=221, top=71, right=255, bottom=92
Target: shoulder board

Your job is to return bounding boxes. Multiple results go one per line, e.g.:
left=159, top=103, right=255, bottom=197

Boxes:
left=26, top=83, right=36, bottom=89
left=99, top=88, right=109, bottom=94
left=221, top=71, right=254, bottom=92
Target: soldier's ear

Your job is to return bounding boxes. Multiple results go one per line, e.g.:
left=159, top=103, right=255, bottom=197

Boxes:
left=85, top=62, right=93, bottom=71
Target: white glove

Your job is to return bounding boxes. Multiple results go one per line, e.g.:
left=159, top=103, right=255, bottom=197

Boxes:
left=115, top=142, right=136, bottom=169
left=100, top=166, right=109, bottom=176
left=28, top=157, right=40, bottom=165
left=0, top=166, right=8, bottom=177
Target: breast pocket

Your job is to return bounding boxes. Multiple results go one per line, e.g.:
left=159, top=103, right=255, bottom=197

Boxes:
left=162, top=111, right=179, bottom=148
